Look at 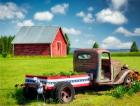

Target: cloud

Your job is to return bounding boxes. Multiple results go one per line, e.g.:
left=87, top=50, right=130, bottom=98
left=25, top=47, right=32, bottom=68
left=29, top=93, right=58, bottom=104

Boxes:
left=101, top=36, right=132, bottom=49
left=87, top=39, right=94, bottom=45
left=17, top=20, right=34, bottom=27
left=63, top=27, right=81, bottom=35
left=115, top=27, right=132, bottom=36
left=95, top=0, right=128, bottom=25
left=76, top=11, right=84, bottom=17
left=111, top=0, right=127, bottom=10
left=115, top=27, right=140, bottom=36
left=88, top=6, right=94, bottom=11
left=34, top=3, right=69, bottom=21
left=0, top=2, right=25, bottom=20
left=96, top=8, right=127, bottom=25
left=34, top=11, right=53, bottom=21
left=134, top=28, right=140, bottom=35
left=51, top=3, right=69, bottom=14
left=76, top=11, right=94, bottom=24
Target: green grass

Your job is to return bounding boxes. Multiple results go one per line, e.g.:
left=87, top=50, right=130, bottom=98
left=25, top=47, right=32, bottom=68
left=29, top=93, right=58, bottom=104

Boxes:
left=0, top=56, right=140, bottom=106
left=112, top=56, right=140, bottom=71
left=111, top=52, right=140, bottom=56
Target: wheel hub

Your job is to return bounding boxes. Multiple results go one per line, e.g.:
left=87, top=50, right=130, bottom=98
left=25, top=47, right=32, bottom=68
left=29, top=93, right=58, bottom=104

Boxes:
left=61, top=87, right=72, bottom=103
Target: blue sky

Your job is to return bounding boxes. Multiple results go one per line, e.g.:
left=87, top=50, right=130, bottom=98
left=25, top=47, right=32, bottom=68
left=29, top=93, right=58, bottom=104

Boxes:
left=0, top=0, right=140, bottom=49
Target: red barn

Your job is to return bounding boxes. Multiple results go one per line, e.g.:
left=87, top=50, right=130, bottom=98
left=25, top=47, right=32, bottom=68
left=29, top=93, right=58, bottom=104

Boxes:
left=12, top=26, right=67, bottom=56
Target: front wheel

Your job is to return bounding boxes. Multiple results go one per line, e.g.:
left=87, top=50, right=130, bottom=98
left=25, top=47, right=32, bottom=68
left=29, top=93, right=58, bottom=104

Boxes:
left=54, top=82, right=75, bottom=103
left=124, top=74, right=133, bottom=87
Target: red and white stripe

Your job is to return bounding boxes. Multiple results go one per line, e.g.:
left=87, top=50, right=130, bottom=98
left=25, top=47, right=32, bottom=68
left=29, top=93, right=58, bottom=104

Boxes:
left=25, top=74, right=92, bottom=90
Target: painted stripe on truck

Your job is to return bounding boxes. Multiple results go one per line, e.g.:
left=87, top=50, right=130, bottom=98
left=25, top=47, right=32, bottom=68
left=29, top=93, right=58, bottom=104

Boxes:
left=25, top=76, right=91, bottom=89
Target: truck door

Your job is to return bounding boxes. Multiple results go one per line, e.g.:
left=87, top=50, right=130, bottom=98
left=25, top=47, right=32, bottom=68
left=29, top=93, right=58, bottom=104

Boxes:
left=74, top=51, right=98, bottom=74
left=100, top=52, right=111, bottom=82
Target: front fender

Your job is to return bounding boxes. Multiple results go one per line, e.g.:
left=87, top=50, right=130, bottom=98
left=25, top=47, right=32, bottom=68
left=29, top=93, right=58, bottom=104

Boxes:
left=114, top=69, right=131, bottom=84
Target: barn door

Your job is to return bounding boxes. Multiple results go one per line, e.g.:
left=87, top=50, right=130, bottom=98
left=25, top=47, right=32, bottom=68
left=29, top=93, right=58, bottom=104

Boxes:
left=57, top=42, right=61, bottom=56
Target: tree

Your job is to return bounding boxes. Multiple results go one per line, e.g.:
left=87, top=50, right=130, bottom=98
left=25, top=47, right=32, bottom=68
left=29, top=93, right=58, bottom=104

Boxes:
left=64, top=33, right=71, bottom=54
left=93, top=42, right=99, bottom=48
left=130, top=41, right=139, bottom=52
left=0, top=35, right=14, bottom=57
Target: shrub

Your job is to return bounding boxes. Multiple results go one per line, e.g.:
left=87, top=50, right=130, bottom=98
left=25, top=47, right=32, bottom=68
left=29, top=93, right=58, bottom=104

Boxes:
left=127, top=81, right=140, bottom=96
left=2, top=52, right=7, bottom=58
left=43, top=71, right=81, bottom=76
left=111, top=81, right=140, bottom=98
left=111, top=86, right=127, bottom=98
left=8, top=88, right=28, bottom=105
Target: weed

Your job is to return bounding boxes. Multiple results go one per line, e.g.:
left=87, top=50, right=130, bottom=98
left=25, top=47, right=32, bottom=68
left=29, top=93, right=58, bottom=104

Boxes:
left=111, top=86, right=127, bottom=98
left=43, top=71, right=81, bottom=76
left=111, top=81, right=140, bottom=98
left=127, top=81, right=140, bottom=96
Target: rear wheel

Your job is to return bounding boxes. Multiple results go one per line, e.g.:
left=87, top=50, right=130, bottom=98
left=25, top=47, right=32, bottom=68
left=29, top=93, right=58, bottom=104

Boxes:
left=54, top=82, right=75, bottom=103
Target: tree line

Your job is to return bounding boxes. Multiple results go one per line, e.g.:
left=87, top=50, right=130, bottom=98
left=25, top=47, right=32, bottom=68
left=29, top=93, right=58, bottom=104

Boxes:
left=93, top=41, right=139, bottom=52
left=0, top=36, right=15, bottom=57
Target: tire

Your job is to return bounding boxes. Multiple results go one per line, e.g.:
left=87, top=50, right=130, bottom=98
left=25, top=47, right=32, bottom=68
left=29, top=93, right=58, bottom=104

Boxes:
left=124, top=74, right=133, bottom=87
left=23, top=87, right=37, bottom=99
left=54, top=82, right=75, bottom=103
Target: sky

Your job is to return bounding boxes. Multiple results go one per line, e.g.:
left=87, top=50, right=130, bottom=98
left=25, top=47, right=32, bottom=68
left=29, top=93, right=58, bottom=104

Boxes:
left=0, top=0, right=140, bottom=49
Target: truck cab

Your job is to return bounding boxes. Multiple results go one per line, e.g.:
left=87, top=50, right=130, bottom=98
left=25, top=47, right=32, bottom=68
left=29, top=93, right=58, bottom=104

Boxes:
left=74, top=49, right=128, bottom=85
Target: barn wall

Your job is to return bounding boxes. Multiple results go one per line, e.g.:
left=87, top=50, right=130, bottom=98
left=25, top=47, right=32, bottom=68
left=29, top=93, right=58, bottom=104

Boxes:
left=51, top=29, right=67, bottom=56
left=14, top=44, right=50, bottom=56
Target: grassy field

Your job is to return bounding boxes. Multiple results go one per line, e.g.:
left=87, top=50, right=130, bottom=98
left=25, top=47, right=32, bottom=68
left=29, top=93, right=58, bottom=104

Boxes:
left=0, top=56, right=140, bottom=106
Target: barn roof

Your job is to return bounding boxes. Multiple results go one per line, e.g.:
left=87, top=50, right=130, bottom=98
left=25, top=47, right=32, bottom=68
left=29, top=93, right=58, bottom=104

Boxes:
left=12, top=26, right=63, bottom=44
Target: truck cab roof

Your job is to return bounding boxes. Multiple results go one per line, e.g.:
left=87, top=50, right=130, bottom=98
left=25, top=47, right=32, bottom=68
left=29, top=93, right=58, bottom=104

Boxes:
left=74, top=48, right=110, bottom=54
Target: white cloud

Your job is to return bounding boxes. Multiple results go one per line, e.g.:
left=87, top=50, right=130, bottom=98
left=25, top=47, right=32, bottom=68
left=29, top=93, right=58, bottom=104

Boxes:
left=34, top=3, right=69, bottom=21
left=76, top=11, right=85, bottom=17
left=134, top=28, right=140, bottom=35
left=115, top=27, right=140, bottom=36
left=88, top=6, right=93, bottom=11
left=51, top=3, right=69, bottom=14
left=111, top=0, right=127, bottom=10
left=87, top=39, right=94, bottom=45
left=63, top=27, right=81, bottom=35
left=115, top=27, right=132, bottom=36
left=96, top=8, right=127, bottom=25
left=101, top=36, right=132, bottom=49
left=34, top=11, right=53, bottom=21
left=76, top=11, right=94, bottom=24
left=17, top=20, right=34, bottom=27
left=0, top=2, right=25, bottom=20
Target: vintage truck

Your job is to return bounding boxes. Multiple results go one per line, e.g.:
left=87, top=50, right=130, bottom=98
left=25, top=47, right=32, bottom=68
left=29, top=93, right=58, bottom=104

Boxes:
left=21, top=49, right=140, bottom=103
